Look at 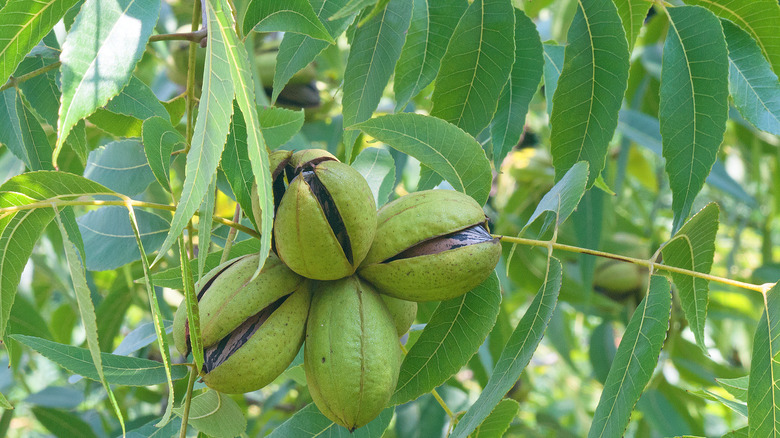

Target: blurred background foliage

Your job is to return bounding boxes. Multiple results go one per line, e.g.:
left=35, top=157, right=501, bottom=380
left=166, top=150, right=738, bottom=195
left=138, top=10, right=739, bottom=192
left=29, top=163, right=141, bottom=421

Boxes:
left=0, top=0, right=777, bottom=436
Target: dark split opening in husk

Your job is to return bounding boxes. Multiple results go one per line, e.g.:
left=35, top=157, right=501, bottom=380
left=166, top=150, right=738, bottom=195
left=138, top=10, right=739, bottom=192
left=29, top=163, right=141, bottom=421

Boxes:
left=301, top=170, right=354, bottom=265
left=383, top=223, right=495, bottom=263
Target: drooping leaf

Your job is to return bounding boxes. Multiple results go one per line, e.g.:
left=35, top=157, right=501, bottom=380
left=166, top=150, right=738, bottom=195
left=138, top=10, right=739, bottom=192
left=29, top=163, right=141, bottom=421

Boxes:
left=342, top=0, right=412, bottom=162
left=197, top=177, right=216, bottom=278
left=330, top=0, right=377, bottom=20
left=490, top=8, right=544, bottom=168
left=12, top=334, right=189, bottom=385
left=660, top=6, right=728, bottom=232
left=549, top=0, right=630, bottom=188
left=0, top=0, right=79, bottom=84
left=0, top=171, right=115, bottom=340
left=0, top=88, right=52, bottom=170
left=451, top=258, right=562, bottom=438
left=351, top=147, right=396, bottom=207
left=179, top=236, right=203, bottom=370
left=174, top=390, right=246, bottom=438
left=747, top=282, right=780, bottom=436
left=16, top=55, right=61, bottom=127
left=523, top=161, right=589, bottom=234
left=267, top=403, right=393, bottom=438
left=469, top=399, right=520, bottom=438
left=430, top=0, right=515, bottom=137
left=351, top=113, right=492, bottom=205
left=153, top=1, right=235, bottom=266
left=273, top=0, right=355, bottom=104
left=613, top=0, right=651, bottom=51
left=661, top=203, right=719, bottom=352
left=208, top=0, right=274, bottom=276
left=393, top=0, right=467, bottom=111
left=103, top=75, right=168, bottom=121
left=542, top=44, right=565, bottom=116
left=683, top=0, right=780, bottom=77
left=722, top=20, right=780, bottom=136
left=392, top=273, right=501, bottom=406
left=588, top=275, right=672, bottom=438
left=77, top=206, right=170, bottom=271
left=258, top=106, right=305, bottom=148
left=242, top=0, right=334, bottom=43
left=83, top=140, right=156, bottom=197
left=52, top=208, right=124, bottom=431
left=142, top=116, right=185, bottom=192
left=55, top=0, right=161, bottom=164
left=718, top=376, right=749, bottom=402
left=693, top=389, right=748, bottom=417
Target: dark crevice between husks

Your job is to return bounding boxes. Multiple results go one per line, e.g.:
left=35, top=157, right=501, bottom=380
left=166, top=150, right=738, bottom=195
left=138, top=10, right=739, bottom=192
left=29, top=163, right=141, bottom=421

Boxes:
left=301, top=170, right=354, bottom=265
left=197, top=257, right=244, bottom=300
left=382, top=223, right=495, bottom=263
left=201, top=294, right=291, bottom=373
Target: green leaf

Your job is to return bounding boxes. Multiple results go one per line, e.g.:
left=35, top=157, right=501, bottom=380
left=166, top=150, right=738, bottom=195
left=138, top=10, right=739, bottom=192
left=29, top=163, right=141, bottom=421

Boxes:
left=77, top=206, right=169, bottom=271
left=331, top=0, right=376, bottom=20
left=523, top=161, right=589, bottom=234
left=32, top=407, right=97, bottom=438
left=683, top=0, right=780, bottom=77
left=542, top=44, right=565, bottom=117
left=11, top=333, right=189, bottom=386
left=103, top=76, right=168, bottom=121
left=0, top=392, right=10, bottom=410
left=351, top=113, right=492, bottom=205
left=693, top=389, right=748, bottom=417
left=221, top=103, right=253, bottom=224
left=588, top=275, right=672, bottom=438
left=259, top=106, right=305, bottom=148
left=469, top=399, right=520, bottom=438
left=174, top=390, right=246, bottom=438
left=52, top=208, right=124, bottom=432
left=718, top=376, right=749, bottom=402
left=549, top=0, right=630, bottom=188
left=661, top=203, right=719, bottom=352
left=0, top=171, right=115, bottom=340
left=342, top=0, right=412, bottom=162
left=723, top=427, right=749, bottom=438
left=273, top=0, right=355, bottom=104
left=392, top=273, right=501, bottom=406
left=8, top=294, right=53, bottom=341
left=55, top=0, right=160, bottom=165
left=95, top=278, right=134, bottom=352
left=0, top=88, right=52, bottom=170
left=267, top=403, right=393, bottom=437
left=0, top=0, right=79, bottom=84
left=242, top=0, right=334, bottom=43
left=660, top=6, right=729, bottom=233
left=179, top=236, right=203, bottom=370
left=722, top=20, right=780, bottom=136
left=451, top=258, right=562, bottom=438
left=198, top=176, right=216, bottom=278
left=490, top=9, right=544, bottom=168
left=126, top=205, right=176, bottom=426
left=142, top=116, right=185, bottom=192
left=612, top=0, right=650, bottom=51
left=748, top=281, right=780, bottom=436
left=83, top=140, right=156, bottom=197
left=149, top=239, right=261, bottom=289
left=153, top=0, right=235, bottom=267
left=351, top=147, right=395, bottom=207
left=16, top=56, right=61, bottom=127
left=208, top=0, right=274, bottom=277
left=430, top=0, right=514, bottom=136
left=393, top=0, right=467, bottom=111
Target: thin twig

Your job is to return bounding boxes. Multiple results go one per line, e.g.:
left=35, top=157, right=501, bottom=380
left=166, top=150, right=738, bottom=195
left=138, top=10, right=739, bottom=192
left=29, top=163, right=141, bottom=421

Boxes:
left=220, top=203, right=243, bottom=264
left=178, top=368, right=198, bottom=438
left=0, top=61, right=61, bottom=92
left=149, top=29, right=208, bottom=43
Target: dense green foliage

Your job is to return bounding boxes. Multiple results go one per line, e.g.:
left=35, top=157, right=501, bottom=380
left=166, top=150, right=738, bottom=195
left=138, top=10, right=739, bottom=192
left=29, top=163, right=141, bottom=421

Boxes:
left=0, top=0, right=778, bottom=436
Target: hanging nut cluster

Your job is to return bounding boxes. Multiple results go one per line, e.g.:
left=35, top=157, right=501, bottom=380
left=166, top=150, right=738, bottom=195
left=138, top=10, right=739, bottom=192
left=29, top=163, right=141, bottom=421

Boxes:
left=173, top=149, right=501, bottom=430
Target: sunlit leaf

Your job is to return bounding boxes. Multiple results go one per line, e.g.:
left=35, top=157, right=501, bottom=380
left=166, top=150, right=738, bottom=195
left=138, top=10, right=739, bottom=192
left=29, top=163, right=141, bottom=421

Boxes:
left=430, top=0, right=514, bottom=137
left=588, top=275, right=672, bottom=438
left=142, top=116, right=185, bottom=192
left=660, top=6, right=728, bottom=232
left=613, top=0, right=650, bottom=51
left=661, top=203, right=718, bottom=352
left=351, top=113, right=492, bottom=205
left=174, top=390, right=246, bottom=438
left=55, top=0, right=160, bottom=165
left=549, top=0, right=630, bottom=188
left=0, top=88, right=52, bottom=170
left=242, top=0, right=334, bottom=43
left=0, top=0, right=79, bottom=84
